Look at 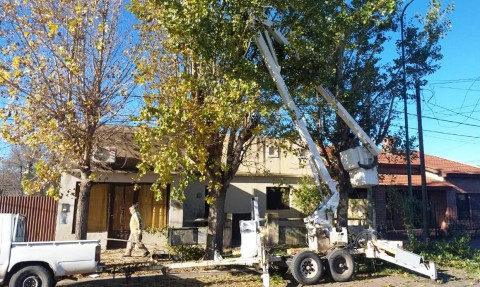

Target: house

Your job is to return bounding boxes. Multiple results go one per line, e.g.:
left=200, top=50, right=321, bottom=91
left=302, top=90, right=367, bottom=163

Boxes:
left=376, top=149, right=480, bottom=237
left=55, top=135, right=310, bottom=249
left=54, top=132, right=480, bottom=248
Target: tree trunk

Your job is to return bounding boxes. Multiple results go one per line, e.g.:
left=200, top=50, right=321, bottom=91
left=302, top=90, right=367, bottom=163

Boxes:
left=74, top=170, right=93, bottom=240
left=204, top=185, right=227, bottom=260
left=336, top=169, right=352, bottom=228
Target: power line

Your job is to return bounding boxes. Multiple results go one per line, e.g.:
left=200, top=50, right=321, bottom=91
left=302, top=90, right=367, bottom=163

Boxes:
left=422, top=129, right=480, bottom=139
left=429, top=77, right=480, bottom=85
left=426, top=133, right=479, bottom=145
left=391, top=123, right=480, bottom=139
left=407, top=113, right=480, bottom=128
left=422, top=101, right=480, bottom=123
left=433, top=86, right=480, bottom=92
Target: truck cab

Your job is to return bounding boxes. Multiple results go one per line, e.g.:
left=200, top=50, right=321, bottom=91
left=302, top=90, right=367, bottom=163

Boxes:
left=0, top=213, right=27, bottom=283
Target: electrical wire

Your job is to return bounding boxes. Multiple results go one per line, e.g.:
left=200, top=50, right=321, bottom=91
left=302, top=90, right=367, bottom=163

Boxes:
left=390, top=123, right=480, bottom=139
left=407, top=112, right=480, bottom=128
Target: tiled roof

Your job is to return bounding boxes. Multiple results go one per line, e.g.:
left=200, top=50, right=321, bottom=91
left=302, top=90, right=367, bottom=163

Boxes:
left=378, top=152, right=480, bottom=176
left=378, top=174, right=469, bottom=192
left=423, top=154, right=480, bottom=175
left=379, top=174, right=470, bottom=194
left=380, top=174, right=450, bottom=187
left=94, top=125, right=141, bottom=171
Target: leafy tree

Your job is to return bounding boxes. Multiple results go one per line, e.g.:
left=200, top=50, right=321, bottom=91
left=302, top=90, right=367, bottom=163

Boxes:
left=0, top=0, right=137, bottom=239
left=400, top=1, right=453, bottom=89
left=0, top=145, right=36, bottom=196
left=290, top=177, right=328, bottom=216
left=130, top=0, right=451, bottom=257
left=270, top=0, right=452, bottom=227
left=130, top=0, right=272, bottom=259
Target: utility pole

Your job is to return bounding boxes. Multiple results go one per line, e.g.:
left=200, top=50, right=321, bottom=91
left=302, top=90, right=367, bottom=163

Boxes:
left=401, top=0, right=414, bottom=225
left=416, top=82, right=429, bottom=241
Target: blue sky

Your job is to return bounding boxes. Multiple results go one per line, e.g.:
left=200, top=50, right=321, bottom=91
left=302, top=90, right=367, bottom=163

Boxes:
left=398, top=0, right=480, bottom=166
left=0, top=1, right=478, bottom=168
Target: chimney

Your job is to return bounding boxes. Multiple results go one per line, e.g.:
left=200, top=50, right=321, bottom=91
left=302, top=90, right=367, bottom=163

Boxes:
left=382, top=136, right=395, bottom=154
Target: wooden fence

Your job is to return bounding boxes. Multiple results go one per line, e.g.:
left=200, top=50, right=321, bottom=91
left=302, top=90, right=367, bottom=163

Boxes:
left=0, top=196, right=58, bottom=241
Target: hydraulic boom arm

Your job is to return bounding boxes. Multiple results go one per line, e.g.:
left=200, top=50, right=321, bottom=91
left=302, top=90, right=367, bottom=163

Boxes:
left=255, top=28, right=339, bottom=227
left=255, top=21, right=380, bottom=228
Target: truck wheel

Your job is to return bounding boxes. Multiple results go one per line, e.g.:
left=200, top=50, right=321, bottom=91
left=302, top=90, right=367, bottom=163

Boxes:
left=291, top=250, right=323, bottom=285
left=327, top=249, right=355, bottom=282
left=9, top=265, right=53, bottom=287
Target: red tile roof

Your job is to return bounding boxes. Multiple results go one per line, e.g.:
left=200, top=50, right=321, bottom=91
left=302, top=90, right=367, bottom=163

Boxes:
left=379, top=174, right=452, bottom=187
left=376, top=151, right=479, bottom=190
left=378, top=152, right=480, bottom=176
left=379, top=173, right=468, bottom=192
left=423, top=154, right=480, bottom=175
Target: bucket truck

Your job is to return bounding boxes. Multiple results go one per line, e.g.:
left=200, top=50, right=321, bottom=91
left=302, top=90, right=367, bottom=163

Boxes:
left=255, top=19, right=438, bottom=285
left=101, top=17, right=438, bottom=287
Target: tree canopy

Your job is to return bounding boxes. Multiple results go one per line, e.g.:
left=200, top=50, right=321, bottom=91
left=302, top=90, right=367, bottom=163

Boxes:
left=130, top=0, right=276, bottom=258
left=268, top=0, right=452, bottom=226
left=0, top=145, right=35, bottom=196
left=0, top=0, right=138, bottom=239
left=131, top=0, right=451, bottom=255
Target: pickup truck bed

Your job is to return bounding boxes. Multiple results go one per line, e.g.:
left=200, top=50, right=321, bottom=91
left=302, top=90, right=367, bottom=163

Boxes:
left=10, top=240, right=101, bottom=276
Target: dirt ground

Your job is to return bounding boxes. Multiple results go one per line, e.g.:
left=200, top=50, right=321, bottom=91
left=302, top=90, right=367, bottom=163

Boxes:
left=56, top=248, right=480, bottom=287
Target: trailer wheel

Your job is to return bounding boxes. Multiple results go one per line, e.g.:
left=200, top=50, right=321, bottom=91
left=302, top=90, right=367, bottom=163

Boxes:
left=327, top=249, right=355, bottom=282
left=9, top=265, right=53, bottom=287
left=291, top=250, right=323, bottom=285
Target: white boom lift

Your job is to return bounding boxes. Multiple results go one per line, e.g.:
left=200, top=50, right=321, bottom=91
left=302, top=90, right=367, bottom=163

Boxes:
left=254, top=19, right=438, bottom=285
left=134, top=17, right=436, bottom=287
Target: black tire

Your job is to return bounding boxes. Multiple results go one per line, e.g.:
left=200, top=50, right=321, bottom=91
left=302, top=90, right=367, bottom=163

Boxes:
left=9, top=265, right=53, bottom=287
left=291, top=250, right=323, bottom=285
left=327, top=249, right=355, bottom=282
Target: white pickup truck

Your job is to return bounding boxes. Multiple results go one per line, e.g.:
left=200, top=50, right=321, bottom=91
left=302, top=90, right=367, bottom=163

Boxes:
left=0, top=213, right=102, bottom=287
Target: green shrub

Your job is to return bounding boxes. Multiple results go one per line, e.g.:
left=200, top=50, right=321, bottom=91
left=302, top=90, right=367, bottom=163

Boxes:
left=168, top=245, right=205, bottom=261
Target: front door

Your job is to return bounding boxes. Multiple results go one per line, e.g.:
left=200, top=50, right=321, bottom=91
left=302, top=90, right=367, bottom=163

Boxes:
left=107, top=184, right=136, bottom=249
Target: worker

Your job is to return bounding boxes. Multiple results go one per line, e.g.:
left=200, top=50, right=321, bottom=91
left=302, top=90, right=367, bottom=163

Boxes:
left=123, top=203, right=150, bottom=257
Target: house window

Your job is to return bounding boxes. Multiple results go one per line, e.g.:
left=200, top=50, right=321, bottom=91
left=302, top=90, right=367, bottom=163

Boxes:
left=267, top=145, right=279, bottom=158
left=87, top=184, right=109, bottom=232
left=456, top=193, right=470, bottom=220
left=137, top=184, right=169, bottom=229
left=267, top=186, right=290, bottom=210
left=470, top=194, right=480, bottom=220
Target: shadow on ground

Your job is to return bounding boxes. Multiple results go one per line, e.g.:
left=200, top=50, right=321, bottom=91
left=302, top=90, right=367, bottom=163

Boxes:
left=59, top=274, right=207, bottom=287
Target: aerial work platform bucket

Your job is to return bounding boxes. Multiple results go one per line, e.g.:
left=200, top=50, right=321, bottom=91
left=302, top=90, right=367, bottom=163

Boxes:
left=340, top=146, right=378, bottom=188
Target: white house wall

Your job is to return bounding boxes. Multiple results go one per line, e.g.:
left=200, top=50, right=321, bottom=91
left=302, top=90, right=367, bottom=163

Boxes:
left=56, top=172, right=80, bottom=241
left=180, top=175, right=305, bottom=226
left=225, top=176, right=302, bottom=217
left=236, top=139, right=312, bottom=177
left=55, top=140, right=314, bottom=244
